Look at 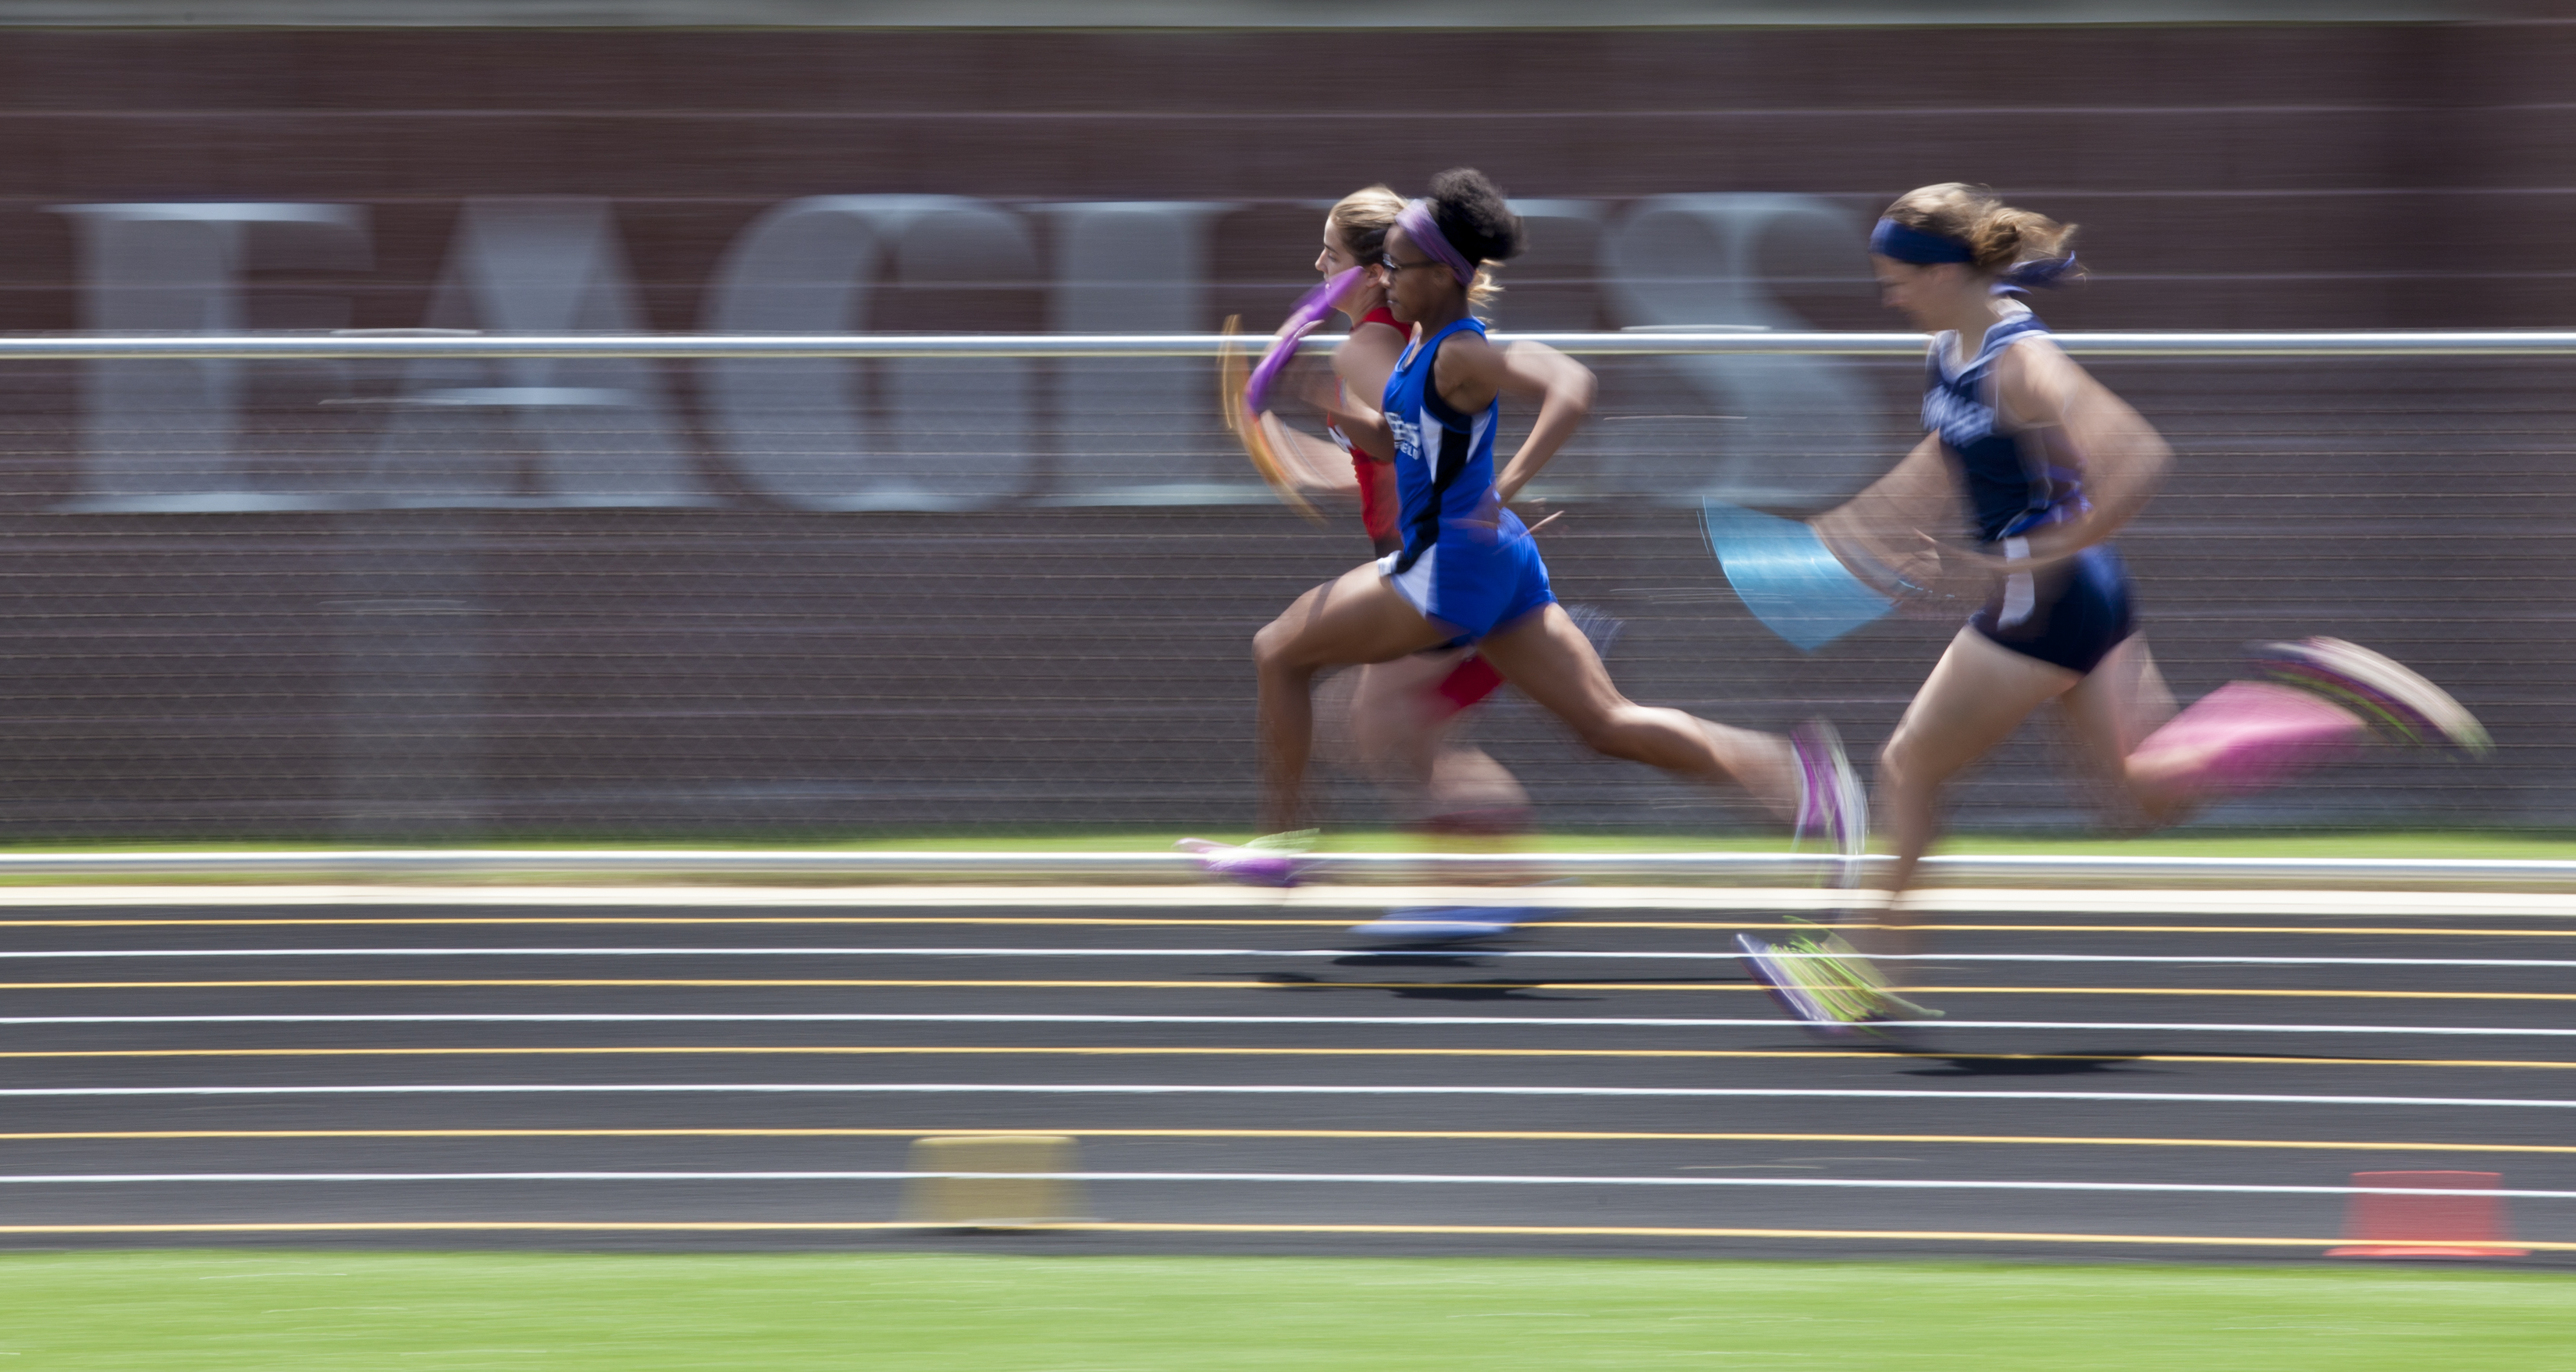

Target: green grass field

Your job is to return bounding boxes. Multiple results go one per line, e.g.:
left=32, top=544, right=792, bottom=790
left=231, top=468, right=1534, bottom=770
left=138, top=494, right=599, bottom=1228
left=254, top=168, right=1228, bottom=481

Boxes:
left=6, top=1252, right=2567, bottom=1370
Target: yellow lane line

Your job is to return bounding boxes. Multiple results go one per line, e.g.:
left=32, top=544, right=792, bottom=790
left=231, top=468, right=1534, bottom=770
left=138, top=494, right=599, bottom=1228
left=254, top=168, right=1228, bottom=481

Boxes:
left=3, top=978, right=2574, bottom=1002
left=0, top=1219, right=2560, bottom=1248
left=0, top=979, right=1751, bottom=991
left=5, top=1127, right=2574, bottom=1154
left=6, top=919, right=2576, bottom=937
left=0, top=1044, right=2564, bottom=1069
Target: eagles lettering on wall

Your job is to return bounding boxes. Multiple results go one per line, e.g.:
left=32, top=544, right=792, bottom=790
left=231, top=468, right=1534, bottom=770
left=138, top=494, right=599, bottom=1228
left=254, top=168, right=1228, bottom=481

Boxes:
left=59, top=194, right=1884, bottom=514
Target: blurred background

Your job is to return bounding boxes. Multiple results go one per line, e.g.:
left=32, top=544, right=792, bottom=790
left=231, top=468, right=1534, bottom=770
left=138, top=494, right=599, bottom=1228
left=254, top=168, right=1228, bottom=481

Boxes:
left=0, top=0, right=2563, bottom=840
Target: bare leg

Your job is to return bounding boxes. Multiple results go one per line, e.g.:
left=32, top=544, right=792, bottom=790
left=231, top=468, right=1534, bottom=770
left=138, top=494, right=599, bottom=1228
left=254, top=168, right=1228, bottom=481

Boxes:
left=1872, top=629, right=2079, bottom=972
left=1475, top=603, right=1802, bottom=817
left=1422, top=745, right=1530, bottom=822
left=1253, top=565, right=1452, bottom=832
left=2055, top=634, right=2196, bottom=825
left=1347, top=650, right=1461, bottom=809
left=1347, top=648, right=1529, bottom=825
left=2064, top=633, right=2374, bottom=827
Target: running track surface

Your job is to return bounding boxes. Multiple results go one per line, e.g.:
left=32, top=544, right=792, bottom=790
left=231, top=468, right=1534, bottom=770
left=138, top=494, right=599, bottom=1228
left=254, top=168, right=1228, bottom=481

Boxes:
left=0, top=883, right=2568, bottom=1264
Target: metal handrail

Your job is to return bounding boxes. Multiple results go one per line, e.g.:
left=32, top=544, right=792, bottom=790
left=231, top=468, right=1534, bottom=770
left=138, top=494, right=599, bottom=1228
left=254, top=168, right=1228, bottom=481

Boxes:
left=8, top=330, right=2576, bottom=360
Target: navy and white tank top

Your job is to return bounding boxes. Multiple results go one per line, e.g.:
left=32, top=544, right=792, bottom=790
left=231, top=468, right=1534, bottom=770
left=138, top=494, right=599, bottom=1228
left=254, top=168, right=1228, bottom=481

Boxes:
left=1923, top=304, right=2086, bottom=544
left=1382, top=315, right=1500, bottom=573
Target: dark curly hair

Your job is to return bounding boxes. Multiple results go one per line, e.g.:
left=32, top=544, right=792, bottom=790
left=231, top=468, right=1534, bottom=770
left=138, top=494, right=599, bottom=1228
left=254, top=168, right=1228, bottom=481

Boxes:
left=1425, top=166, right=1524, bottom=266
left=1421, top=167, right=1522, bottom=312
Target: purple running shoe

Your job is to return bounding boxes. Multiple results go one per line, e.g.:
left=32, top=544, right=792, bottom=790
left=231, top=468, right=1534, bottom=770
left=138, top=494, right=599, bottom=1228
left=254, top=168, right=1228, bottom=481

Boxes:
left=1175, top=834, right=1317, bottom=888
left=1789, top=720, right=1869, bottom=884
left=1347, top=904, right=1557, bottom=946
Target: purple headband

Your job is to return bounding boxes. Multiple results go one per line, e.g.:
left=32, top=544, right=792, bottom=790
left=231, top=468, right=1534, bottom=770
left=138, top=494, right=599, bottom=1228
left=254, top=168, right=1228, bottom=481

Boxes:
left=1243, top=265, right=1362, bottom=415
left=1396, top=199, right=1478, bottom=287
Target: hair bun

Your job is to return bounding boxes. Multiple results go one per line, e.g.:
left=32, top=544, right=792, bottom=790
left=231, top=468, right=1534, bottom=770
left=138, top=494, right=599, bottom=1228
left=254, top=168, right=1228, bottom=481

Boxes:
left=1426, top=167, right=1525, bottom=265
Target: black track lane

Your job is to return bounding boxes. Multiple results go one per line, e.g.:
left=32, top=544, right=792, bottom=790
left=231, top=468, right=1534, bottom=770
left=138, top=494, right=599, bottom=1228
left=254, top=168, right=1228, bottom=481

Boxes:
left=0, top=896, right=2567, bottom=1262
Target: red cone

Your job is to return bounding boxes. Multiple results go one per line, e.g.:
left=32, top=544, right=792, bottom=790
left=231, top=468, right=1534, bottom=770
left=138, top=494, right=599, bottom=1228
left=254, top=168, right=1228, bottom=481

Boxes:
left=2327, top=1171, right=2528, bottom=1259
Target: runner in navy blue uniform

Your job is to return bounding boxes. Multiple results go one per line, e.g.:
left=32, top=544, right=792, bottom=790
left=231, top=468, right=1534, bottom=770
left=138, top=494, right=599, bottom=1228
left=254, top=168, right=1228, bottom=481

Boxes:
left=1741, top=184, right=2491, bottom=1034
left=1220, top=169, right=1863, bottom=871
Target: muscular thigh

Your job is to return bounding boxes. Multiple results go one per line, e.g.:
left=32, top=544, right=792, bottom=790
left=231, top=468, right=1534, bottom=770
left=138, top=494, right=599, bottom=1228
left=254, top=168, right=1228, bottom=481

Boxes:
left=2055, top=633, right=2174, bottom=782
left=1357, top=647, right=1472, bottom=702
left=1474, top=604, right=1625, bottom=725
left=1261, top=564, right=1453, bottom=672
left=1888, top=628, right=2081, bottom=782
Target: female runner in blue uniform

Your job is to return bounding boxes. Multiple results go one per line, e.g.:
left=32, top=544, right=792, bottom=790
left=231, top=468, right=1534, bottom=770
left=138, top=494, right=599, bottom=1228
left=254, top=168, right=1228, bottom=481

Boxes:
left=1236, top=169, right=1863, bottom=857
left=1223, top=184, right=1534, bottom=838
left=1756, top=184, right=2489, bottom=1026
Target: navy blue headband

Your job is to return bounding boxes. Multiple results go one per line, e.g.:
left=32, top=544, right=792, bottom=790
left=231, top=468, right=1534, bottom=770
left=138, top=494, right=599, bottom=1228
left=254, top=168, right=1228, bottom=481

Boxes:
left=1994, top=252, right=2080, bottom=294
left=1869, top=217, right=1973, bottom=265
left=1872, top=216, right=2078, bottom=292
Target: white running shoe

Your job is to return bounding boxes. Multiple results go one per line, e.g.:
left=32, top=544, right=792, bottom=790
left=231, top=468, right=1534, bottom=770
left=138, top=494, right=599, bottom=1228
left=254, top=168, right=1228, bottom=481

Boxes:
left=2251, top=638, right=2493, bottom=757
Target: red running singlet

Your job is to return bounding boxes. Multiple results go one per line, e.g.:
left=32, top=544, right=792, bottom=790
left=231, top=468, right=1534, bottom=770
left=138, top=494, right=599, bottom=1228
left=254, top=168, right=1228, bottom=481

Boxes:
left=1430, top=654, right=1506, bottom=719
left=1335, top=305, right=1409, bottom=558
left=1338, top=307, right=1503, bottom=718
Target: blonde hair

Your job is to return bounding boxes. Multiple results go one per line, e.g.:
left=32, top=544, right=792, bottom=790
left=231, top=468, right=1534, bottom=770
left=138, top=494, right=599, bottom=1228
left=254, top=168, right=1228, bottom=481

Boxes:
left=1328, top=186, right=1405, bottom=262
left=1883, top=183, right=2082, bottom=280
left=1336, top=182, right=1507, bottom=315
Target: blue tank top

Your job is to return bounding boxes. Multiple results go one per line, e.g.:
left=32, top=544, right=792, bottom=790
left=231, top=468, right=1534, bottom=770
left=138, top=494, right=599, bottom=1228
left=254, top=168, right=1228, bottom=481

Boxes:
left=1923, top=305, right=2087, bottom=544
left=1382, top=316, right=1502, bottom=572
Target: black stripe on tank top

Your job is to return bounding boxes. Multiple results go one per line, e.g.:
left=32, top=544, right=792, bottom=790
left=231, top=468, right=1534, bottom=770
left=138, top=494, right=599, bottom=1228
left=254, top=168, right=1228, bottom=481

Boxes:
left=1394, top=330, right=1480, bottom=575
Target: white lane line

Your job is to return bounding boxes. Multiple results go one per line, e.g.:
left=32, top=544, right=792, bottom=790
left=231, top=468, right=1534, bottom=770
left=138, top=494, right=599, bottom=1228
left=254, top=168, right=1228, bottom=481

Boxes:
left=2, top=850, right=2571, bottom=883
left=0, top=1083, right=2564, bottom=1109
left=5, top=886, right=2576, bottom=916
left=3, top=1013, right=2573, bottom=1038
left=5, top=946, right=2574, bottom=970
left=1, top=1171, right=2571, bottom=1199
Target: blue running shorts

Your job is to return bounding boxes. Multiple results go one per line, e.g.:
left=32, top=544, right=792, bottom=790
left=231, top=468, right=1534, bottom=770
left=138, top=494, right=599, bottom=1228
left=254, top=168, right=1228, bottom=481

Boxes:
left=1971, top=542, right=2137, bottom=675
left=1377, top=510, right=1557, bottom=647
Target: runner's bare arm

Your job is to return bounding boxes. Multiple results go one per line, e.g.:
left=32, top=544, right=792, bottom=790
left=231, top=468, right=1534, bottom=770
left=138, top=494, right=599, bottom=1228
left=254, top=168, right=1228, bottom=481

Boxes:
left=1988, top=339, right=2170, bottom=567
left=1325, top=323, right=1407, bottom=461
left=1447, top=340, right=1596, bottom=504
left=1256, top=413, right=1363, bottom=494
